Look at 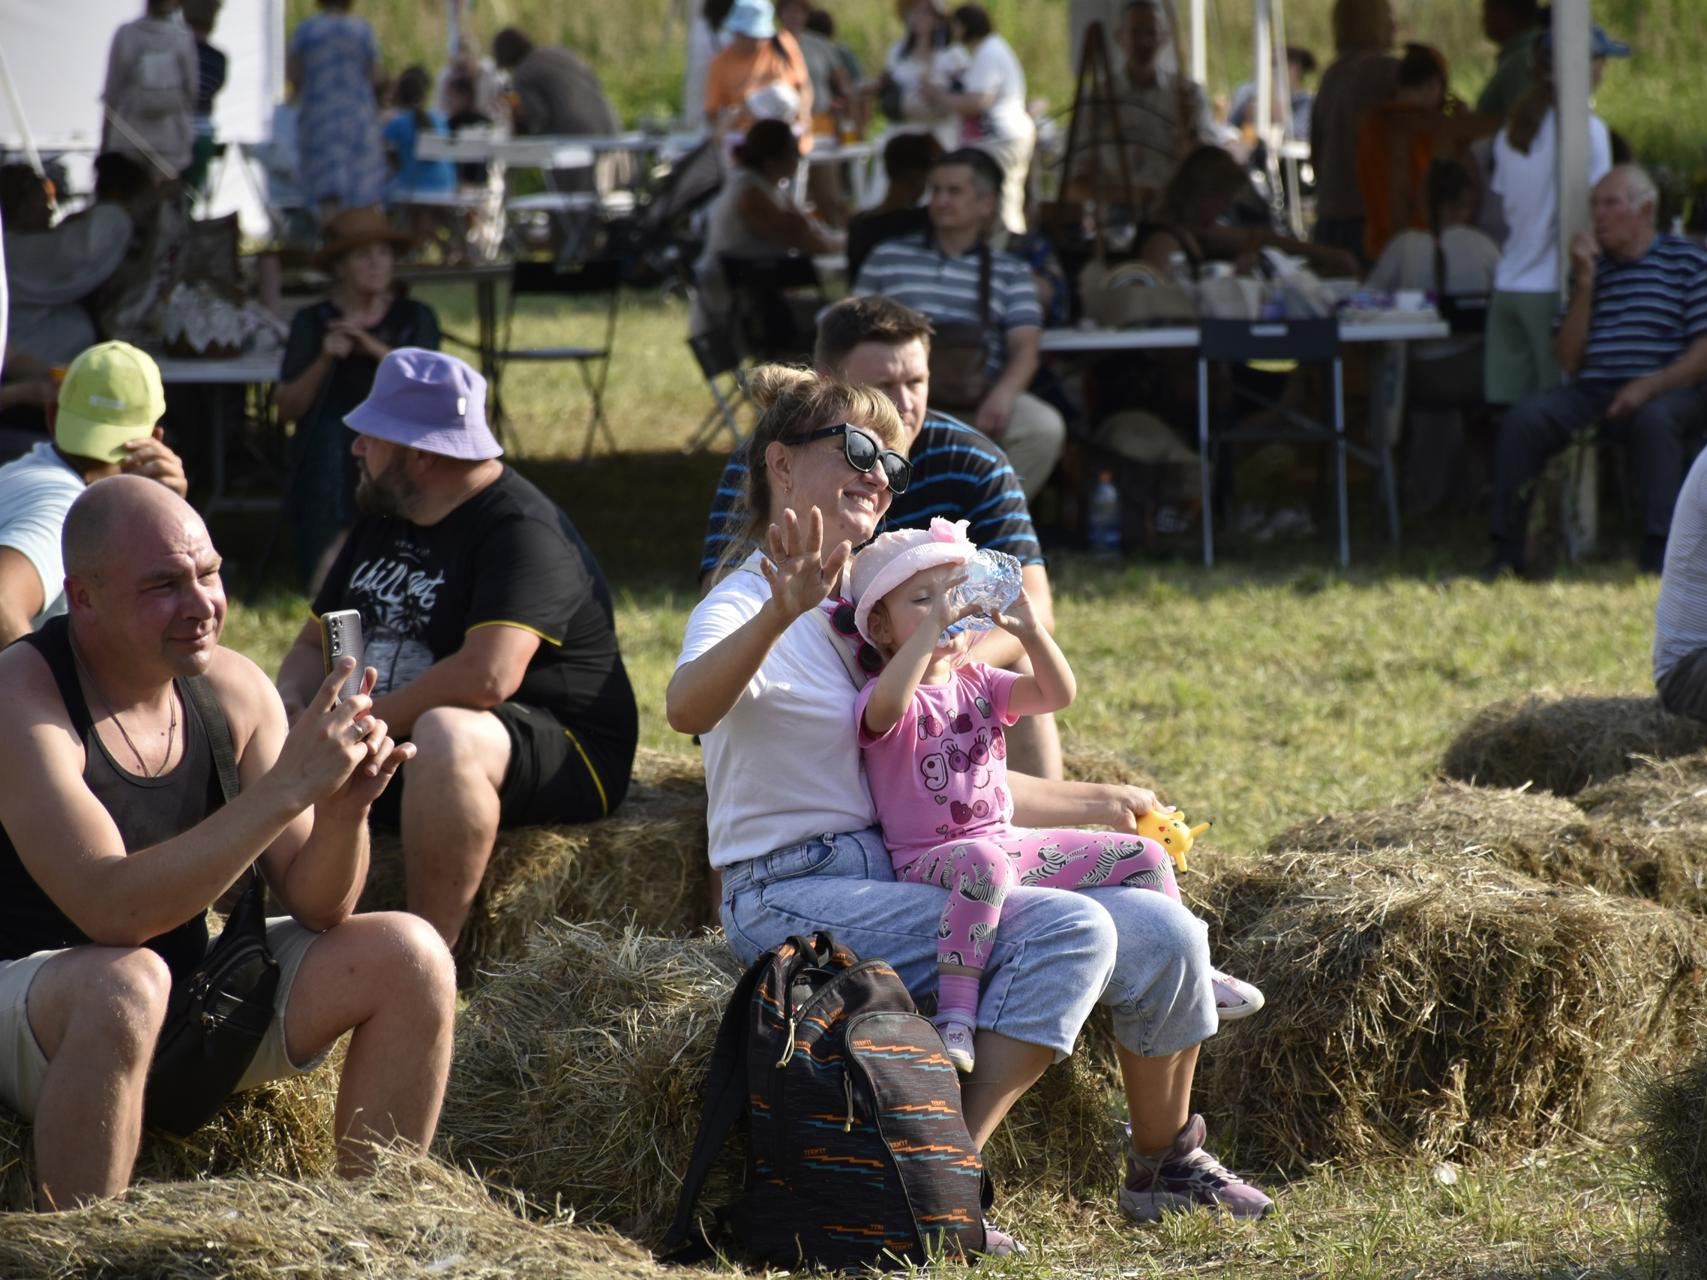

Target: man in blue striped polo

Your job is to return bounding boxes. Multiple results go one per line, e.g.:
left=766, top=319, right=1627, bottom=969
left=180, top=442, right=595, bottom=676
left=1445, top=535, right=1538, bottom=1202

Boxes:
left=851, top=147, right=1066, bottom=502
left=1489, top=165, right=1707, bottom=576
left=699, top=295, right=1063, bottom=780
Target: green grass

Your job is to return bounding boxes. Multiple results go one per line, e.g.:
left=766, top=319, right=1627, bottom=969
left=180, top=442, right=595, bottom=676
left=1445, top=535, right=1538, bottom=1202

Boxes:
left=295, top=0, right=1707, bottom=172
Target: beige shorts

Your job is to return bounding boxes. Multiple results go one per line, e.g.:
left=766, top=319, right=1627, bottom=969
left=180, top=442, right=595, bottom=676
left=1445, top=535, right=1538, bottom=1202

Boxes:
left=0, top=917, right=330, bottom=1122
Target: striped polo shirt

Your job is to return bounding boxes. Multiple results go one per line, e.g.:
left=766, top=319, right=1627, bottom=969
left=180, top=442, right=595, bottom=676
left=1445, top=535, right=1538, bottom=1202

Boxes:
left=853, top=232, right=1044, bottom=378
left=698, top=413, right=1044, bottom=579
left=1577, top=234, right=1707, bottom=385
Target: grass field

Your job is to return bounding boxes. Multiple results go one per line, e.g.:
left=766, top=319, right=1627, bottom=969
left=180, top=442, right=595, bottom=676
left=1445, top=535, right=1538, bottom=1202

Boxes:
left=294, top=0, right=1707, bottom=174
left=196, top=276, right=1689, bottom=1273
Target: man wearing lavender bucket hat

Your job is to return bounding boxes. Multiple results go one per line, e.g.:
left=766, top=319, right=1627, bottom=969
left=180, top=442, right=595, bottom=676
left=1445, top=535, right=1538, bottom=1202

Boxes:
left=275, top=349, right=638, bottom=947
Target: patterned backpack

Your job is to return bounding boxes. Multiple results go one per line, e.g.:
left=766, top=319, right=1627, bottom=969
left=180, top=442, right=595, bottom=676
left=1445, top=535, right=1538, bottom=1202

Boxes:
left=661, top=933, right=988, bottom=1269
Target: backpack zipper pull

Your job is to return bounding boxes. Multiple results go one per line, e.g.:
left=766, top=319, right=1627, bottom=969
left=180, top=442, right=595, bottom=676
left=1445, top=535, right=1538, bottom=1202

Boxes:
left=775, top=1016, right=797, bottom=1067
left=842, top=1071, right=855, bottom=1132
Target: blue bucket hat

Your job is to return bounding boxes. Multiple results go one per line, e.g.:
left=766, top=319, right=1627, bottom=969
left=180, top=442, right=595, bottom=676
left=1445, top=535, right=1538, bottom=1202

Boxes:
left=724, top=0, right=777, bottom=39
left=345, top=348, right=502, bottom=460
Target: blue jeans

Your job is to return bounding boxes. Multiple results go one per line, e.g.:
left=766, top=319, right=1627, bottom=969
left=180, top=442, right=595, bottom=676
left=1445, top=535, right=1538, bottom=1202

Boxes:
left=719, top=828, right=1217, bottom=1060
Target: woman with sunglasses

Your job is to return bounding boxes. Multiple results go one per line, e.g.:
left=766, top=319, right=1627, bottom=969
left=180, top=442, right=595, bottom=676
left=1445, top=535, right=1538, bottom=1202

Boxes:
left=668, top=366, right=1272, bottom=1245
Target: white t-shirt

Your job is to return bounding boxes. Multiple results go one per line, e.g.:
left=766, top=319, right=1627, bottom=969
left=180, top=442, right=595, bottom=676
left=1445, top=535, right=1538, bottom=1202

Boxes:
left=677, top=553, right=876, bottom=867
left=1368, top=226, right=1502, bottom=359
left=1491, top=109, right=1612, bottom=294
left=958, top=34, right=1031, bottom=145
left=0, top=442, right=84, bottom=629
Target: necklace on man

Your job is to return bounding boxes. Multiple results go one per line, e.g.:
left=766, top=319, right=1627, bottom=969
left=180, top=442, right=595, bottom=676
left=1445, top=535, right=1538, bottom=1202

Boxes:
left=69, top=639, right=179, bottom=778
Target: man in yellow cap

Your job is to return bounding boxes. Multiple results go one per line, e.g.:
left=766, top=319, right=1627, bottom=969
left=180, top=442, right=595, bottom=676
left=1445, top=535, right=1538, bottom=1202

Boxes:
left=0, top=341, right=188, bottom=646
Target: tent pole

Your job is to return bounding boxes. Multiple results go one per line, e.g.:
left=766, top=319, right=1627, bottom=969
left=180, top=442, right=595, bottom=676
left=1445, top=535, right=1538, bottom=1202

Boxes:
left=1189, top=0, right=1207, bottom=86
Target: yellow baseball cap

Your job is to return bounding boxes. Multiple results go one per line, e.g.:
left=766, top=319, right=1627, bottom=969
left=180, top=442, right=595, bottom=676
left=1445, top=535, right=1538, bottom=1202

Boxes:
left=54, top=341, right=166, bottom=463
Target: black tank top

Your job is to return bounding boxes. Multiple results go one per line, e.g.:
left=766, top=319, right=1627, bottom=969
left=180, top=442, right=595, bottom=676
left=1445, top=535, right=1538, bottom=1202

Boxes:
left=0, top=616, right=216, bottom=980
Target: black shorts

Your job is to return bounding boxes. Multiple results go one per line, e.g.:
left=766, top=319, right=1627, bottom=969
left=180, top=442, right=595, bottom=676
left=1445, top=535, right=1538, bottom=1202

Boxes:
left=368, top=701, right=622, bottom=830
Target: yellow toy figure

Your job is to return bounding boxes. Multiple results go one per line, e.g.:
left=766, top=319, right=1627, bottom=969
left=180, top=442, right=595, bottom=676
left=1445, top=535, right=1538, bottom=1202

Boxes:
left=1135, top=808, right=1211, bottom=874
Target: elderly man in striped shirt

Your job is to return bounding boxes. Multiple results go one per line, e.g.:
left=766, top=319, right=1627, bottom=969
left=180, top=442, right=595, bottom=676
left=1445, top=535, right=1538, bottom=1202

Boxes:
left=1488, top=165, right=1707, bottom=577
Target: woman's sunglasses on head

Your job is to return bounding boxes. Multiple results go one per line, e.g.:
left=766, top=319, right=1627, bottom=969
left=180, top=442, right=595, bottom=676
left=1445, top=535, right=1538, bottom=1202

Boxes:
left=794, top=424, right=912, bottom=494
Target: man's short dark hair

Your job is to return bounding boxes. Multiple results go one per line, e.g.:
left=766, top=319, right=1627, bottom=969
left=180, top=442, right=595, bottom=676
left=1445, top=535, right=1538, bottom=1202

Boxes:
left=492, top=27, right=533, bottom=69
left=951, top=4, right=992, bottom=41
left=0, top=164, right=45, bottom=225
left=883, top=132, right=942, bottom=182
left=933, top=146, right=1004, bottom=198
left=1488, top=0, right=1540, bottom=23
left=814, top=296, right=935, bottom=371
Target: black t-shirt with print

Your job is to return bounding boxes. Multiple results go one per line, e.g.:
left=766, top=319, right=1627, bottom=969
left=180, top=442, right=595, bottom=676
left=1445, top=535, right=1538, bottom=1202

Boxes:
left=313, top=466, right=638, bottom=777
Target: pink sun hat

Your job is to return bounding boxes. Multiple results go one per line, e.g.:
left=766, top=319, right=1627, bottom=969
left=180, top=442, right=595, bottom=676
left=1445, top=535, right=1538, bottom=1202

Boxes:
left=850, top=517, right=977, bottom=642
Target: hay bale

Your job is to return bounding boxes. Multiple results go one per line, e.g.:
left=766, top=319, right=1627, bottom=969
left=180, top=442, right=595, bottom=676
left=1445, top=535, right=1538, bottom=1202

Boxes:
left=1061, top=743, right=1165, bottom=794
left=1267, top=780, right=1707, bottom=919
left=362, top=747, right=710, bottom=979
left=1578, top=749, right=1707, bottom=830
left=1196, top=850, right=1707, bottom=1173
left=1637, top=1049, right=1707, bottom=1277
left=1440, top=692, right=1707, bottom=796
left=0, top=1150, right=674, bottom=1279
left=0, top=1067, right=339, bottom=1212
left=435, top=922, right=741, bottom=1235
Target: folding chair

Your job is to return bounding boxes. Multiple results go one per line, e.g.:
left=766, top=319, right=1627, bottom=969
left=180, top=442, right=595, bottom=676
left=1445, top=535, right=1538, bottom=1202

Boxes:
left=494, top=256, right=622, bottom=458
left=720, top=254, right=827, bottom=364
left=1196, top=318, right=1397, bottom=568
left=685, top=329, right=752, bottom=453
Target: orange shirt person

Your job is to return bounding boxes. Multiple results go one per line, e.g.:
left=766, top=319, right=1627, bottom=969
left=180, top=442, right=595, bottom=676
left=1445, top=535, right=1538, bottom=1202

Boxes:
left=704, top=0, right=814, bottom=152
left=1356, top=44, right=1497, bottom=262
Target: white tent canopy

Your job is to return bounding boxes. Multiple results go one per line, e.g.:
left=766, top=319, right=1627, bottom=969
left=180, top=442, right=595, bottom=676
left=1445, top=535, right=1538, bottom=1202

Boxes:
left=0, top=0, right=284, bottom=152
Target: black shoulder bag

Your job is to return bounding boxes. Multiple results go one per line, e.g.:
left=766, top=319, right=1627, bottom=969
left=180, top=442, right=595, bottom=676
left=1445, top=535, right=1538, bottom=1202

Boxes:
left=142, top=676, right=281, bottom=1137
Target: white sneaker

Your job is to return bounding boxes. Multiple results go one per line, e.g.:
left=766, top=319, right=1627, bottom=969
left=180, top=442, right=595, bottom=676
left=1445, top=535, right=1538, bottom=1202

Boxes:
left=1211, top=969, right=1265, bottom=1021
left=935, top=1019, right=976, bottom=1072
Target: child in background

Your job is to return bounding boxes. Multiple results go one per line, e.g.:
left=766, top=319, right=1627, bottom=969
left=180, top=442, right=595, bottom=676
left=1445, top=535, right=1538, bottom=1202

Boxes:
left=850, top=519, right=1262, bottom=1072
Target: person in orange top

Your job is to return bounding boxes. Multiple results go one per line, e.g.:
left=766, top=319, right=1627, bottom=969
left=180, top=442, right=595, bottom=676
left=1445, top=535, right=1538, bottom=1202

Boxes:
left=704, top=0, right=814, bottom=151
left=1356, top=43, right=1496, bottom=263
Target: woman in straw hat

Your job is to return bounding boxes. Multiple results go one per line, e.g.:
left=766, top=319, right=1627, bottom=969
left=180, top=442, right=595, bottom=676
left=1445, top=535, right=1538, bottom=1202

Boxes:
left=670, top=366, right=1273, bottom=1247
left=274, top=208, right=440, bottom=585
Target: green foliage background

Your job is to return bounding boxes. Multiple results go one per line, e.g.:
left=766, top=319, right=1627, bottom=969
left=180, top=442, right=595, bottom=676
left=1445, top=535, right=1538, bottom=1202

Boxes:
left=297, top=0, right=1707, bottom=171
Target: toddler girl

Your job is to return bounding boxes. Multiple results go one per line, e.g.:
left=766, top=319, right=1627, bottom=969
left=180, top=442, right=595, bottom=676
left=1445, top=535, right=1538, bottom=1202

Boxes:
left=849, top=519, right=1261, bottom=1072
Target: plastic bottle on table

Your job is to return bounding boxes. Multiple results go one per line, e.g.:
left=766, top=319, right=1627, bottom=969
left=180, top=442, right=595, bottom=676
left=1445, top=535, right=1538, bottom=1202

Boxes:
left=1088, top=470, right=1122, bottom=561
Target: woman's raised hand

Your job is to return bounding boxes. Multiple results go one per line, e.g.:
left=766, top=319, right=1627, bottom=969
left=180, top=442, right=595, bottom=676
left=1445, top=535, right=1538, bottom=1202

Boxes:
left=761, top=507, right=852, bottom=621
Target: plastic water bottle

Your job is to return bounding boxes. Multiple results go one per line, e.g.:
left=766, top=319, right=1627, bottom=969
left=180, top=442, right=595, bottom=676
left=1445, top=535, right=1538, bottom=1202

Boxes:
left=939, top=549, right=1024, bottom=645
left=1088, top=471, right=1122, bottom=561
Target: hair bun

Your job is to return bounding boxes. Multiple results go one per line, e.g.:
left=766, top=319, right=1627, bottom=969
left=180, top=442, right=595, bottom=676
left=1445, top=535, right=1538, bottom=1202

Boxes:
left=745, top=363, right=818, bottom=411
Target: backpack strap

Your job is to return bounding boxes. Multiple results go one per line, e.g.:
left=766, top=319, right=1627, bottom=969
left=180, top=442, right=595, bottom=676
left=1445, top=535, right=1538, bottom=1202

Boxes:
left=659, top=950, right=769, bottom=1262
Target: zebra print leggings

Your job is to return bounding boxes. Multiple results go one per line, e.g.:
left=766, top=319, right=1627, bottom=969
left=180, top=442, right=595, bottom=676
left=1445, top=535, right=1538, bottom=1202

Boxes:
left=895, top=829, right=1177, bottom=973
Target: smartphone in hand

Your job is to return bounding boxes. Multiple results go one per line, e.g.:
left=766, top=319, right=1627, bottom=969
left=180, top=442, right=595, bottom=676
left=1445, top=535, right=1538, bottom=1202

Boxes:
left=319, top=609, right=365, bottom=704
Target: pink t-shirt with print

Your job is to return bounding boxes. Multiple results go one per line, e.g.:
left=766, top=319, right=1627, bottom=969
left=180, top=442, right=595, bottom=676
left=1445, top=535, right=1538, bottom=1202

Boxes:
left=855, top=662, right=1023, bottom=867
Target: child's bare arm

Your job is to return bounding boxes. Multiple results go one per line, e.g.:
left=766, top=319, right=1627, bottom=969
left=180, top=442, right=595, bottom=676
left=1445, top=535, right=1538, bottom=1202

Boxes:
left=995, top=589, right=1076, bottom=717
left=861, top=566, right=975, bottom=736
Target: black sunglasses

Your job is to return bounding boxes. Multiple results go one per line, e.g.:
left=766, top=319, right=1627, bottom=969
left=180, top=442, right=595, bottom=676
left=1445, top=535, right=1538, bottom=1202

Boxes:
left=794, top=424, right=912, bottom=495
left=828, top=600, right=887, bottom=674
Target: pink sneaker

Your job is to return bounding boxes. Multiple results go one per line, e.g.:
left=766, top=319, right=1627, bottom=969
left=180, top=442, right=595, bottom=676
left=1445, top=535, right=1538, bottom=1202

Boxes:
left=1211, top=969, right=1265, bottom=1021
left=935, top=1019, right=976, bottom=1073
left=1120, top=1114, right=1274, bottom=1222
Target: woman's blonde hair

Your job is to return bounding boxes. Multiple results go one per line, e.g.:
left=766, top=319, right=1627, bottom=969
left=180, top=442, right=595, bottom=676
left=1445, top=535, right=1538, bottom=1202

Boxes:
left=710, top=366, right=906, bottom=581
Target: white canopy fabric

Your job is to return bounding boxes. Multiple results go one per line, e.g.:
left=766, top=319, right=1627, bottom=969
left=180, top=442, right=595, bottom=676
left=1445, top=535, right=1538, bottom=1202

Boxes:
left=0, top=0, right=284, bottom=152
